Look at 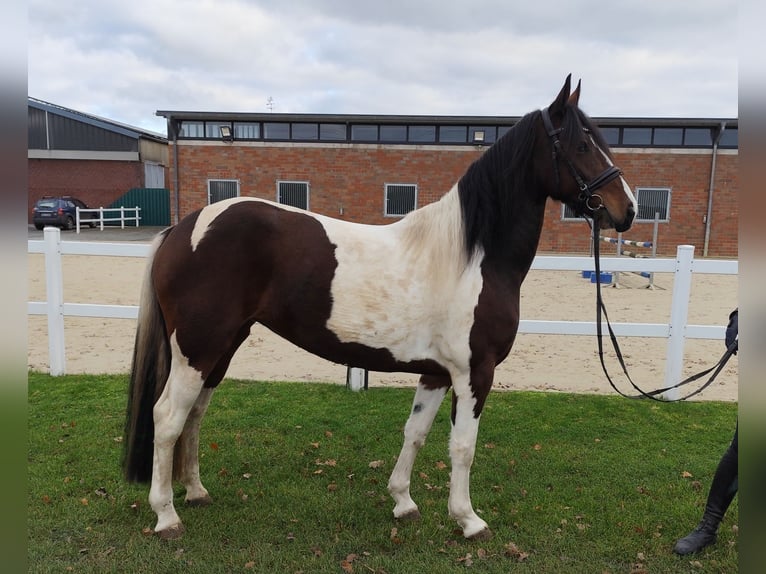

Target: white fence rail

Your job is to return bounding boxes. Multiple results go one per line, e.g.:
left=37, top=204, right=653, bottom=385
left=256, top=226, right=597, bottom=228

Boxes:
left=76, top=206, right=141, bottom=233
left=29, top=227, right=738, bottom=399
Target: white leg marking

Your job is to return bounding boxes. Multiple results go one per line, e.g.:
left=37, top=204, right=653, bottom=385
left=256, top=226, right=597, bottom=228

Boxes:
left=179, top=387, right=214, bottom=504
left=148, top=334, right=205, bottom=536
left=388, top=383, right=448, bottom=519
left=448, top=383, right=490, bottom=539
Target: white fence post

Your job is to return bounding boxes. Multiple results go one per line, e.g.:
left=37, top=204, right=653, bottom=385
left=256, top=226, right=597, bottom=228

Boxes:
left=662, top=245, right=695, bottom=400
left=43, top=227, right=66, bottom=375
left=346, top=367, right=368, bottom=391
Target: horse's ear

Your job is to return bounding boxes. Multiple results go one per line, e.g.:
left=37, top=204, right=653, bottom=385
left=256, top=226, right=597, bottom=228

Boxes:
left=568, top=79, right=581, bottom=107
left=549, top=74, right=572, bottom=115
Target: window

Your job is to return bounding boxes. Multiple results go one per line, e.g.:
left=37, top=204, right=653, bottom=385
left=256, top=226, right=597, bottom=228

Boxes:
left=351, top=124, right=378, bottom=141
left=635, top=187, right=670, bottom=221
left=234, top=122, right=260, bottom=139
left=320, top=124, right=346, bottom=141
left=439, top=126, right=468, bottom=143
left=277, top=181, right=309, bottom=210
left=408, top=125, right=436, bottom=143
left=684, top=128, right=713, bottom=147
left=719, top=128, right=738, bottom=148
left=264, top=122, right=290, bottom=139
left=470, top=126, right=497, bottom=144
left=622, top=127, right=652, bottom=146
left=205, top=122, right=232, bottom=139
left=380, top=125, right=407, bottom=142
left=653, top=128, right=683, bottom=146
left=179, top=121, right=204, bottom=138
left=208, top=179, right=239, bottom=204
left=385, top=183, right=417, bottom=217
left=291, top=123, right=318, bottom=140
left=600, top=127, right=620, bottom=146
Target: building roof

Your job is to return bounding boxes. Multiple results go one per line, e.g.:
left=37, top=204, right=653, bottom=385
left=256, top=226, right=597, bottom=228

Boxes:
left=29, top=97, right=166, bottom=143
left=156, top=109, right=736, bottom=129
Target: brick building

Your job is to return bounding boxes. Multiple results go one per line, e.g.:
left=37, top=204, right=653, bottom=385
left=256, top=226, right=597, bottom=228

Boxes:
left=28, top=98, right=169, bottom=224
left=156, top=111, right=738, bottom=257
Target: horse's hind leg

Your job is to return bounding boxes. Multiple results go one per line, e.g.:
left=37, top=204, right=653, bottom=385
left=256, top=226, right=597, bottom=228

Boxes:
left=174, top=323, right=251, bottom=508
left=149, top=335, right=205, bottom=539
left=176, top=387, right=214, bottom=506
left=388, top=375, right=449, bottom=521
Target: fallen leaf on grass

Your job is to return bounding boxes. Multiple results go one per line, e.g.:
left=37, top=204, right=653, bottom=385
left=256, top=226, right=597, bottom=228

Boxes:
left=681, top=470, right=693, bottom=478
left=435, top=461, right=447, bottom=470
left=209, top=442, right=219, bottom=451
left=504, top=541, right=529, bottom=562
left=368, top=460, right=385, bottom=469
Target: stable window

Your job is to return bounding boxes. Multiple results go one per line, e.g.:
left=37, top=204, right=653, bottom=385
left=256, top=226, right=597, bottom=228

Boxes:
left=277, top=181, right=309, bottom=210
left=635, top=187, right=671, bottom=222
left=208, top=179, right=239, bottom=204
left=384, top=183, right=417, bottom=217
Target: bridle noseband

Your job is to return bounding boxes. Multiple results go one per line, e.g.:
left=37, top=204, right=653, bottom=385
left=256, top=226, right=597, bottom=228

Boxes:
left=541, top=107, right=623, bottom=212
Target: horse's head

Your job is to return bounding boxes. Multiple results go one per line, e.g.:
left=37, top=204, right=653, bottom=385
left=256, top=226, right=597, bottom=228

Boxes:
left=538, top=75, right=636, bottom=232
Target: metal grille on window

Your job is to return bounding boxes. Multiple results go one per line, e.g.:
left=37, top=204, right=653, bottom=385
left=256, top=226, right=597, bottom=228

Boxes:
left=635, top=188, right=670, bottom=221
left=278, top=181, right=309, bottom=210
left=385, top=184, right=417, bottom=216
left=208, top=180, right=239, bottom=204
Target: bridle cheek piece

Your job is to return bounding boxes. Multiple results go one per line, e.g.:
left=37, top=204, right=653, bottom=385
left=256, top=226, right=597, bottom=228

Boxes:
left=541, top=107, right=622, bottom=213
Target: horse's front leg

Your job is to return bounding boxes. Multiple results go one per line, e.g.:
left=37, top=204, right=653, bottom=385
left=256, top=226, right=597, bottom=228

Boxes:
left=388, top=376, right=449, bottom=521
left=448, top=372, right=492, bottom=540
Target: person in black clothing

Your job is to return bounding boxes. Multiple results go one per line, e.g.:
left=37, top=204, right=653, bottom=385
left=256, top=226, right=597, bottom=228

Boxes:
left=673, top=309, right=738, bottom=555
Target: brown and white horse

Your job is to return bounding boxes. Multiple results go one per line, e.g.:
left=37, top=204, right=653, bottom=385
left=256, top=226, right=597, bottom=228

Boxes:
left=123, top=76, right=635, bottom=540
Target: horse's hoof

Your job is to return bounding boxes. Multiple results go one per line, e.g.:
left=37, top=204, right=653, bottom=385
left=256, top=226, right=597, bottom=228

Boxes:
left=186, top=494, right=213, bottom=507
left=156, top=524, right=185, bottom=540
left=395, top=509, right=422, bottom=522
left=466, top=527, right=493, bottom=541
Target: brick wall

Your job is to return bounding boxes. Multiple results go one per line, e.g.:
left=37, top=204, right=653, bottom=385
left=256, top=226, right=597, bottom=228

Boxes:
left=171, top=143, right=738, bottom=258
left=28, top=158, right=144, bottom=218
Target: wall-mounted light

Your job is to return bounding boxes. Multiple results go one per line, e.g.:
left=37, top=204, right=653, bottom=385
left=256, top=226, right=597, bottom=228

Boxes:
left=472, top=130, right=485, bottom=144
left=220, top=125, right=233, bottom=142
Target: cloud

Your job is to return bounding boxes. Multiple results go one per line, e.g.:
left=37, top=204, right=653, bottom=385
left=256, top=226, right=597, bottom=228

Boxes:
left=27, top=0, right=737, bottom=133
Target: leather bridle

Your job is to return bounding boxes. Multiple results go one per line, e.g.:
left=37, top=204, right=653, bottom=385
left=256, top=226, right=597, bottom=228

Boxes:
left=541, top=106, right=623, bottom=213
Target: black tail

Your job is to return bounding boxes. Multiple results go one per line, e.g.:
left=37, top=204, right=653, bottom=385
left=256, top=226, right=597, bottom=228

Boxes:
left=123, top=229, right=172, bottom=483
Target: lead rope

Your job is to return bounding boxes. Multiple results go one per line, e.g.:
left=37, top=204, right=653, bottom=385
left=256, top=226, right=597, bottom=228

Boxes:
left=590, top=215, right=736, bottom=401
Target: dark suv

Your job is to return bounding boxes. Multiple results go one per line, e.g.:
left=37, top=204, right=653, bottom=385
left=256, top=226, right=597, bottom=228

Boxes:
left=32, top=196, right=97, bottom=230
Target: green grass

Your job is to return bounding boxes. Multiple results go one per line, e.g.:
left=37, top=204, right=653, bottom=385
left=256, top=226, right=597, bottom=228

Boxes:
left=28, top=373, right=738, bottom=573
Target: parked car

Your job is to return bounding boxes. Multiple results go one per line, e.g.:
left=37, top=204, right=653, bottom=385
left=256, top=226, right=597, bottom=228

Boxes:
left=32, top=196, right=98, bottom=230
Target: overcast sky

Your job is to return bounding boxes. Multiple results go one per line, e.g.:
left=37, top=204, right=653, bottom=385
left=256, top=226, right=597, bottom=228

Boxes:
left=28, top=0, right=738, bottom=135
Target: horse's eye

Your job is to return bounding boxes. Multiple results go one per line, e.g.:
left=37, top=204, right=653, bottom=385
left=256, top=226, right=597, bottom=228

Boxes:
left=577, top=141, right=589, bottom=153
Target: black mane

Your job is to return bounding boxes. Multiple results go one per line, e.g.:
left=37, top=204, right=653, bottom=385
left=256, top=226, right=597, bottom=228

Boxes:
left=457, top=103, right=608, bottom=262
left=457, top=108, right=543, bottom=260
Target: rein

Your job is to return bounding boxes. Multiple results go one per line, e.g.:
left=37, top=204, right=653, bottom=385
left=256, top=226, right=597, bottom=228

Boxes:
left=540, top=106, right=734, bottom=400
left=590, top=216, right=736, bottom=401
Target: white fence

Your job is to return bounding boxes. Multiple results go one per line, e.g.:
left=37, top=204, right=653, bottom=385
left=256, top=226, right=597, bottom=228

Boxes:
left=76, top=206, right=141, bottom=233
left=28, top=227, right=738, bottom=399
